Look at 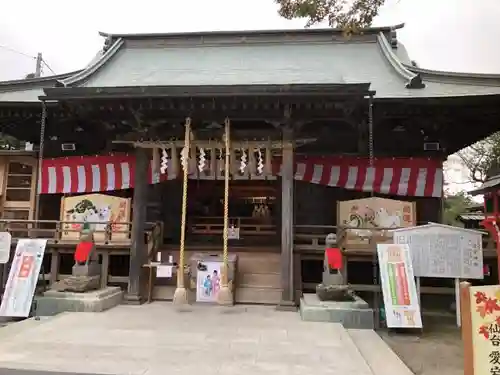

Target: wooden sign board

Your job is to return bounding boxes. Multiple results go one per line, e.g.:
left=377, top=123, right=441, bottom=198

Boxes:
left=338, top=197, right=416, bottom=229
left=338, top=197, right=416, bottom=247
left=393, top=223, right=483, bottom=279
left=461, top=283, right=500, bottom=375
left=60, top=193, right=131, bottom=242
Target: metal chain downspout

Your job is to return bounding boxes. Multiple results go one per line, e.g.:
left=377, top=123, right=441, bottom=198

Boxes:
left=173, top=117, right=191, bottom=305
left=35, top=101, right=47, bottom=221
left=223, top=118, right=230, bottom=274
left=368, top=95, right=379, bottom=328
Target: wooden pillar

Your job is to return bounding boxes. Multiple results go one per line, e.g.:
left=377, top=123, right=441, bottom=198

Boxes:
left=125, top=147, right=148, bottom=304
left=277, top=126, right=296, bottom=310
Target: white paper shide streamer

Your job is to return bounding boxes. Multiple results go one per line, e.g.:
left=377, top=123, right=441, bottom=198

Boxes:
left=257, top=148, right=264, bottom=174
left=198, top=147, right=206, bottom=172
left=160, top=148, right=168, bottom=174
left=239, top=148, right=247, bottom=173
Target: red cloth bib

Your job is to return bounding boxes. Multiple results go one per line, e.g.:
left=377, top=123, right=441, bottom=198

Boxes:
left=74, top=241, right=94, bottom=263
left=325, top=248, right=342, bottom=270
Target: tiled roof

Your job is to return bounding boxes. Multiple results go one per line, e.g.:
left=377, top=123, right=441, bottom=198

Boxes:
left=53, top=24, right=500, bottom=99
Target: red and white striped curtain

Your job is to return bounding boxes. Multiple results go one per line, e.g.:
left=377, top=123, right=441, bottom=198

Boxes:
left=39, top=154, right=443, bottom=198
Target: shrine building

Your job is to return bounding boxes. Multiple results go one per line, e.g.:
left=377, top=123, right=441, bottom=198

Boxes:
left=0, top=23, right=500, bottom=307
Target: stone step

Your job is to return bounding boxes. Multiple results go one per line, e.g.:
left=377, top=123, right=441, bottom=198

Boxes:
left=347, top=329, right=413, bottom=375
left=153, top=285, right=281, bottom=304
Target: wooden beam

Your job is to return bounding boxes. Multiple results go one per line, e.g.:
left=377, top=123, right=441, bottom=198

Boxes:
left=125, top=147, right=148, bottom=304
left=277, top=125, right=296, bottom=311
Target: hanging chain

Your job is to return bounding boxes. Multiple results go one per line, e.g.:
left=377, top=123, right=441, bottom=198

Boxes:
left=35, top=101, right=47, bottom=222
left=222, top=118, right=230, bottom=274
left=178, top=117, right=191, bottom=288
left=368, top=95, right=380, bottom=328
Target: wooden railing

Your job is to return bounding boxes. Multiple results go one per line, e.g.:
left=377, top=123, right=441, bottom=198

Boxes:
left=0, top=219, right=163, bottom=289
left=0, top=219, right=162, bottom=245
left=191, top=216, right=276, bottom=236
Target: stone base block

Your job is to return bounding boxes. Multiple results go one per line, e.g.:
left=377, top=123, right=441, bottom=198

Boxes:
left=34, top=287, right=123, bottom=316
left=300, top=293, right=374, bottom=329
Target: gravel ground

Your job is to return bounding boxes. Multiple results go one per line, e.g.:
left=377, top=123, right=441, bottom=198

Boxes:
left=380, top=320, right=462, bottom=375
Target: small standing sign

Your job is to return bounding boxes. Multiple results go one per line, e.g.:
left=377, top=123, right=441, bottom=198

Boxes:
left=0, top=232, right=12, bottom=264
left=0, top=239, right=47, bottom=317
left=377, top=243, right=423, bottom=329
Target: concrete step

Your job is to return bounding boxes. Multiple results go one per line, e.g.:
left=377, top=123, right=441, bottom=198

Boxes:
left=347, top=329, right=413, bottom=375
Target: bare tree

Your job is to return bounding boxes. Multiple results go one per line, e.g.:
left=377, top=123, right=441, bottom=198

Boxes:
left=457, top=132, right=500, bottom=183
left=275, top=0, right=385, bottom=28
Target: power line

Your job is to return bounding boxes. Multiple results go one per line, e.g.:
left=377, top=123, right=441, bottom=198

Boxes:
left=41, top=59, right=56, bottom=75
left=0, top=44, right=36, bottom=60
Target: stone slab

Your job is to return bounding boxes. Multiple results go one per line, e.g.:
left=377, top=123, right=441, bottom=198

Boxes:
left=34, top=287, right=123, bottom=316
left=300, top=293, right=374, bottom=329
left=0, top=304, right=377, bottom=375
left=347, top=329, right=414, bottom=375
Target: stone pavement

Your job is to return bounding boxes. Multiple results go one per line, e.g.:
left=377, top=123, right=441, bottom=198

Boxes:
left=0, top=303, right=407, bottom=375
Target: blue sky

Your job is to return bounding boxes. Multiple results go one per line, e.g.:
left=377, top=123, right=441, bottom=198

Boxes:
left=1, top=0, right=499, bottom=81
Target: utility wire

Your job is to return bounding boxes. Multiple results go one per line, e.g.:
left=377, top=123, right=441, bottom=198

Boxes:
left=41, top=59, right=56, bottom=75
left=0, top=44, right=57, bottom=76
left=0, top=44, right=36, bottom=60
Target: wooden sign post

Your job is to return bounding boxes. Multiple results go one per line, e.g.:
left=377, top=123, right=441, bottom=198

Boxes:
left=461, top=282, right=500, bottom=375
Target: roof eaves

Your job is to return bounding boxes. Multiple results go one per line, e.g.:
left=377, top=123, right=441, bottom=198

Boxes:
left=59, top=38, right=125, bottom=87
left=404, top=64, right=500, bottom=87
left=0, top=71, right=81, bottom=89
left=98, top=23, right=405, bottom=40
left=377, top=32, right=425, bottom=90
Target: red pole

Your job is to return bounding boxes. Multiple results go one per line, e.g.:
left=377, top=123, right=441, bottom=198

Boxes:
left=494, top=193, right=500, bottom=283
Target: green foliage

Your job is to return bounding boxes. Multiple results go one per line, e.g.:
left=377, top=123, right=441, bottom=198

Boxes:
left=275, top=0, right=386, bottom=28
left=443, top=191, right=473, bottom=227
left=457, top=132, right=500, bottom=183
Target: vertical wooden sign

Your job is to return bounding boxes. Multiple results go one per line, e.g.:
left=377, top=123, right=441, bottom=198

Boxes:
left=461, top=282, right=500, bottom=375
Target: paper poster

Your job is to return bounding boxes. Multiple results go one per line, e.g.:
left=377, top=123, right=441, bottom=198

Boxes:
left=196, top=261, right=222, bottom=303
left=469, top=285, right=500, bottom=375
left=0, top=239, right=47, bottom=317
left=156, top=265, right=172, bottom=278
left=377, top=243, right=422, bottom=328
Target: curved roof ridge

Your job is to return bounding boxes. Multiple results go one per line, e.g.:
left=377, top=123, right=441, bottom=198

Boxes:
left=0, top=71, right=81, bottom=88
left=403, top=64, right=500, bottom=86
left=98, top=23, right=405, bottom=39
left=59, top=38, right=125, bottom=87
left=377, top=32, right=425, bottom=89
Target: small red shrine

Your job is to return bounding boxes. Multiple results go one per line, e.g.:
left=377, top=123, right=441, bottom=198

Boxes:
left=470, top=169, right=500, bottom=281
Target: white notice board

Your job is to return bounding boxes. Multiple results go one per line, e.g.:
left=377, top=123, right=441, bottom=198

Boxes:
left=377, top=243, right=423, bottom=328
left=393, top=223, right=483, bottom=279
left=0, top=239, right=47, bottom=317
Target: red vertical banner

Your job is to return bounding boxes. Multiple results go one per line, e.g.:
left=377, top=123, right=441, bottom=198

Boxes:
left=17, top=255, right=34, bottom=279
left=396, top=262, right=410, bottom=305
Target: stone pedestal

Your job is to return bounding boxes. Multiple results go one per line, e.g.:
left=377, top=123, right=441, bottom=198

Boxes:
left=299, top=293, right=374, bottom=329
left=35, top=287, right=123, bottom=316
left=51, top=263, right=101, bottom=293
